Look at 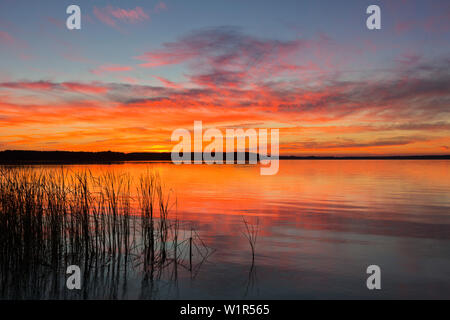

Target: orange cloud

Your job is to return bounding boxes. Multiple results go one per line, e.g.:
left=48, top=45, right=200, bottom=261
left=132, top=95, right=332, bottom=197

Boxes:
left=154, top=76, right=183, bottom=89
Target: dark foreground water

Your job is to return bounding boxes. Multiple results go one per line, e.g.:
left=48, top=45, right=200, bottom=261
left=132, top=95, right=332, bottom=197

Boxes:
left=2, top=160, right=450, bottom=299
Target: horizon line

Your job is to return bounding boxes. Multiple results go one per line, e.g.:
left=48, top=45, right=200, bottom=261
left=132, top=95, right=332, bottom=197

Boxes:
left=1, top=150, right=449, bottom=161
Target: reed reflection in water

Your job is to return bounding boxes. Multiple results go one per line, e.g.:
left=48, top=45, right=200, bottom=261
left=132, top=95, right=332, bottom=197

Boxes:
left=0, top=167, right=213, bottom=299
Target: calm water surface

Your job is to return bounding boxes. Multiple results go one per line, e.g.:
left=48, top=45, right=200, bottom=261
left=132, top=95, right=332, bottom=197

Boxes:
left=26, top=160, right=450, bottom=299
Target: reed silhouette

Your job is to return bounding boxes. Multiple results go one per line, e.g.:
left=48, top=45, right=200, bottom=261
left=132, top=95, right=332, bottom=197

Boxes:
left=242, top=217, right=259, bottom=298
left=0, top=167, right=213, bottom=299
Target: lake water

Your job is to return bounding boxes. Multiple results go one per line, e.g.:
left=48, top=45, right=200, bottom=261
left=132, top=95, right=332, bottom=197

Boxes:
left=7, top=160, right=450, bottom=299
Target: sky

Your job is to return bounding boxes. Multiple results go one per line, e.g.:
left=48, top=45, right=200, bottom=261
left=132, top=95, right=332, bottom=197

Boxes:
left=0, top=0, right=449, bottom=155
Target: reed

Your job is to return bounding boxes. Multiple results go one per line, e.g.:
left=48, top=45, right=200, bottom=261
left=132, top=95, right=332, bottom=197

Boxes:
left=0, top=166, right=212, bottom=299
left=242, top=216, right=259, bottom=263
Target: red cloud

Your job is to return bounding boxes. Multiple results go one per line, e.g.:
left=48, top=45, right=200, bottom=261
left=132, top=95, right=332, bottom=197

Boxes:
left=60, top=82, right=109, bottom=94
left=93, top=6, right=149, bottom=27
left=154, top=76, right=182, bottom=89
left=110, top=7, right=149, bottom=22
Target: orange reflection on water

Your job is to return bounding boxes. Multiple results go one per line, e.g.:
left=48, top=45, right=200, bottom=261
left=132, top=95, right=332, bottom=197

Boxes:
left=24, top=160, right=450, bottom=298
left=48, top=160, right=450, bottom=237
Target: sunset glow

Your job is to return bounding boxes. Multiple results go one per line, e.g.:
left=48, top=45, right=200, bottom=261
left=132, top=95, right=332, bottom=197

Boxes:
left=0, top=0, right=449, bottom=155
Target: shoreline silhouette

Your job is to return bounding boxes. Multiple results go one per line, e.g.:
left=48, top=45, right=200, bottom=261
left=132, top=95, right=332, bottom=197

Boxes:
left=0, top=150, right=449, bottom=164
